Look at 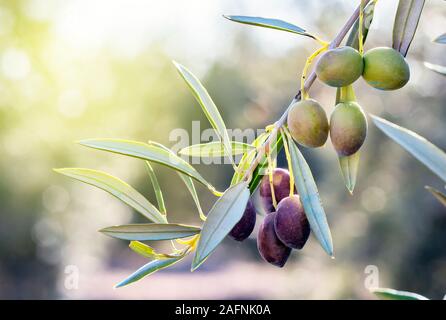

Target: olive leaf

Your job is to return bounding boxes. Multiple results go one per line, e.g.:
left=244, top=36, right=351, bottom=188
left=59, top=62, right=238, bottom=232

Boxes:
left=346, top=0, right=377, bottom=49
left=179, top=141, right=254, bottom=158
left=392, top=0, right=425, bottom=57
left=424, top=62, right=446, bottom=76
left=54, top=168, right=166, bottom=224
left=178, top=173, right=207, bottom=221
left=115, top=257, right=182, bottom=288
left=371, top=115, right=446, bottom=183
left=339, top=152, right=360, bottom=195
left=286, top=134, right=334, bottom=257
left=434, top=33, right=446, bottom=44
left=249, top=134, right=283, bottom=193
left=192, top=181, right=250, bottom=271
left=231, top=132, right=268, bottom=186
left=78, top=139, right=217, bottom=193
left=100, top=223, right=201, bottom=241
left=173, top=62, right=234, bottom=163
left=371, top=288, right=429, bottom=300
left=425, top=186, right=446, bottom=207
left=129, top=241, right=178, bottom=259
left=145, top=161, right=166, bottom=215
left=148, top=140, right=208, bottom=219
left=223, top=15, right=315, bottom=39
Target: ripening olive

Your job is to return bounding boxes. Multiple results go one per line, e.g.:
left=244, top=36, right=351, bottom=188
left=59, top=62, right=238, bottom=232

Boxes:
left=274, top=195, right=310, bottom=249
left=259, top=168, right=293, bottom=214
left=257, top=212, right=291, bottom=268
left=229, top=199, right=256, bottom=242
left=287, top=99, right=329, bottom=148
left=330, top=101, right=367, bottom=156
left=362, top=47, right=410, bottom=90
left=315, top=46, right=364, bottom=87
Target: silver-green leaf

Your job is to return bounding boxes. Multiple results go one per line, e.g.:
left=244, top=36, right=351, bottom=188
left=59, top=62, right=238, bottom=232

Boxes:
left=425, top=186, right=446, bottom=207
left=145, top=162, right=166, bottom=215
left=424, top=62, right=446, bottom=76
left=346, top=0, right=377, bottom=49
left=78, top=139, right=214, bottom=191
left=178, top=173, right=207, bottom=221
left=371, top=115, right=446, bottom=183
left=115, top=258, right=181, bottom=288
left=371, top=288, right=429, bottom=300
left=434, top=33, right=446, bottom=44
left=392, top=0, right=425, bottom=57
left=286, top=134, right=334, bottom=257
left=231, top=132, right=268, bottom=186
left=223, top=15, right=314, bottom=39
left=100, top=223, right=201, bottom=241
left=339, top=152, right=360, bottom=194
left=192, top=181, right=250, bottom=271
left=54, top=168, right=166, bottom=224
left=173, top=62, right=233, bottom=162
left=179, top=141, right=254, bottom=158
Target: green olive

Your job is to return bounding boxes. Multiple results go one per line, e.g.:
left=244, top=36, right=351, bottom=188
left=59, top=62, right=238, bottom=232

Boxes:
left=330, top=101, right=367, bottom=156
left=315, top=46, right=364, bottom=87
left=362, top=47, right=410, bottom=90
left=287, top=99, right=329, bottom=148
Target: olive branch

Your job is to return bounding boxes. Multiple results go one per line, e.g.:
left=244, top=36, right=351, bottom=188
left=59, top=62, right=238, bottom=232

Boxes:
left=54, top=0, right=434, bottom=288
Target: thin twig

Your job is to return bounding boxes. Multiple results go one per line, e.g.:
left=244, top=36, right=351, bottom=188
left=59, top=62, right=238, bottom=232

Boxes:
left=242, top=0, right=371, bottom=182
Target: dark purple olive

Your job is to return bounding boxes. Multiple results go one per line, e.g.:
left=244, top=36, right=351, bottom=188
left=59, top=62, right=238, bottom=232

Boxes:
left=259, top=168, right=294, bottom=213
left=257, top=212, right=291, bottom=267
left=274, top=195, right=310, bottom=249
left=229, top=199, right=256, bottom=241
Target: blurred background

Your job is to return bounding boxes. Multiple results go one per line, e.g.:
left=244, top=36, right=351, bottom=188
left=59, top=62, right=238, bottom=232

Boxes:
left=0, top=0, right=445, bottom=299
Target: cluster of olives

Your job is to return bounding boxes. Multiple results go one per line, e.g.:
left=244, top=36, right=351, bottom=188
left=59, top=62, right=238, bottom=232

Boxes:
left=287, top=46, right=410, bottom=155
left=228, top=46, right=410, bottom=266
left=229, top=168, right=310, bottom=267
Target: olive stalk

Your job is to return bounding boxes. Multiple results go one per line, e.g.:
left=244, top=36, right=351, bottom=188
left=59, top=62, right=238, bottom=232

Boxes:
left=242, top=0, right=371, bottom=183
left=339, top=85, right=357, bottom=103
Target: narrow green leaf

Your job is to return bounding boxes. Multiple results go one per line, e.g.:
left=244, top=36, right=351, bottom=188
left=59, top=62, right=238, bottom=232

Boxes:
left=371, top=288, right=429, bottom=300
left=249, top=134, right=283, bottom=193
left=129, top=241, right=177, bottom=259
left=78, top=139, right=213, bottom=191
left=434, top=33, right=446, bottom=44
left=346, top=0, right=377, bottom=49
left=371, top=115, right=446, bottom=183
left=339, top=152, right=360, bottom=194
left=54, top=168, right=166, bottom=224
left=231, top=151, right=257, bottom=186
left=148, top=140, right=210, bottom=218
left=173, top=62, right=233, bottom=162
left=179, top=141, right=254, bottom=158
left=286, top=134, right=334, bottom=257
left=129, top=241, right=162, bottom=259
left=425, top=186, right=446, bottom=207
left=424, top=62, right=446, bottom=76
left=178, top=173, right=207, bottom=221
left=192, top=182, right=250, bottom=271
left=230, top=132, right=268, bottom=186
left=100, top=223, right=201, bottom=241
left=392, top=0, right=425, bottom=57
left=115, top=258, right=181, bottom=288
left=145, top=162, right=166, bottom=215
left=223, top=15, right=314, bottom=39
